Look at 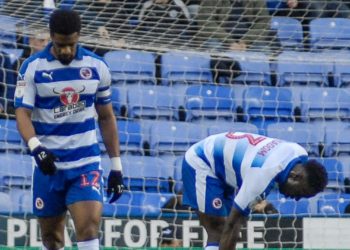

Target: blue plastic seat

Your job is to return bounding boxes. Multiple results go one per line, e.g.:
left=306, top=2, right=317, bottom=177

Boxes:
left=333, top=52, right=350, bottom=87
left=276, top=52, right=333, bottom=86
left=266, top=122, right=324, bottom=156
left=311, top=157, right=344, bottom=190
left=101, top=155, right=174, bottom=192
left=225, top=52, right=271, bottom=85
left=0, top=191, right=12, bottom=212
left=270, top=17, right=304, bottom=50
left=300, top=88, right=350, bottom=122
left=207, top=122, right=259, bottom=136
left=128, top=85, right=179, bottom=120
left=243, top=86, right=294, bottom=122
left=149, top=121, right=207, bottom=156
left=324, top=121, right=350, bottom=157
left=0, top=153, right=32, bottom=188
left=0, top=15, right=18, bottom=48
left=104, top=50, right=156, bottom=85
left=267, top=191, right=311, bottom=215
left=161, top=51, right=213, bottom=85
left=97, top=120, right=143, bottom=154
left=185, top=84, right=235, bottom=121
left=9, top=188, right=32, bottom=213
left=0, top=119, right=25, bottom=151
left=309, top=18, right=350, bottom=51
left=317, top=193, right=350, bottom=215
left=103, top=191, right=174, bottom=217
left=110, top=86, right=127, bottom=116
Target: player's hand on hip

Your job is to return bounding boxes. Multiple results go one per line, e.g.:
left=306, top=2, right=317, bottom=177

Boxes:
left=31, top=146, right=57, bottom=175
left=107, top=170, right=124, bottom=203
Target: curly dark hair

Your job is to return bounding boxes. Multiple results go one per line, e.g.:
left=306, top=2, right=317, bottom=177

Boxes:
left=304, top=159, right=328, bottom=194
left=49, top=9, right=81, bottom=35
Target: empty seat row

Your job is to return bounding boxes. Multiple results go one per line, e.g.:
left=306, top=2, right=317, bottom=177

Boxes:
left=111, top=85, right=350, bottom=124
left=267, top=191, right=350, bottom=215
left=104, top=49, right=350, bottom=87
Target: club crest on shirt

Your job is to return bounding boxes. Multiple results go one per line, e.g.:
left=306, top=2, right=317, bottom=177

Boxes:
left=35, top=197, right=44, bottom=209
left=53, top=86, right=86, bottom=119
left=212, top=198, right=223, bottom=209
left=80, top=67, right=92, bottom=80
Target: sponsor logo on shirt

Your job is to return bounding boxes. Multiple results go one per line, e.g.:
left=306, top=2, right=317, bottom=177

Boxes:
left=53, top=86, right=86, bottom=119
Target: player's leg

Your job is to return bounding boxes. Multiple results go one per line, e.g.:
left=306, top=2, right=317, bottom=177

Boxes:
left=66, top=169, right=104, bottom=250
left=39, top=214, right=66, bottom=250
left=182, top=151, right=231, bottom=250
left=68, top=201, right=102, bottom=249
left=32, top=167, right=68, bottom=250
left=198, top=211, right=225, bottom=250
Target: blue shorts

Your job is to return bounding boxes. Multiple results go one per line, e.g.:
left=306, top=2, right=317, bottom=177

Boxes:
left=32, top=163, right=104, bottom=217
left=182, top=150, right=234, bottom=217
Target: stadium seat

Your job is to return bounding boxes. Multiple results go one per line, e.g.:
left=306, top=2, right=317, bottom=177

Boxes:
left=317, top=193, right=350, bottom=215
left=0, top=153, right=32, bottom=189
left=101, top=155, right=173, bottom=193
left=311, top=157, right=344, bottom=190
left=270, top=16, right=304, bottom=50
left=242, top=87, right=295, bottom=132
left=333, top=52, right=350, bottom=87
left=300, top=88, right=350, bottom=122
left=267, top=191, right=311, bottom=215
left=8, top=188, right=32, bottom=213
left=104, top=50, right=156, bottom=85
left=0, top=15, right=18, bottom=48
left=324, top=121, right=350, bottom=157
left=110, top=86, right=127, bottom=116
left=276, top=51, right=333, bottom=87
left=226, top=51, right=271, bottom=85
left=309, top=18, right=350, bottom=51
left=0, top=119, right=25, bottom=151
left=149, top=121, right=207, bottom=156
left=128, top=85, right=179, bottom=120
left=160, top=51, right=213, bottom=85
left=121, top=155, right=174, bottom=193
left=185, top=84, right=236, bottom=121
left=97, top=120, right=144, bottom=154
left=207, top=122, right=259, bottom=136
left=266, top=122, right=324, bottom=156
left=103, top=191, right=174, bottom=217
left=0, top=191, right=12, bottom=212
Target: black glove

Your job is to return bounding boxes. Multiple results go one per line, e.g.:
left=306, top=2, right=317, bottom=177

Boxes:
left=107, top=170, right=124, bottom=203
left=31, top=146, right=57, bottom=175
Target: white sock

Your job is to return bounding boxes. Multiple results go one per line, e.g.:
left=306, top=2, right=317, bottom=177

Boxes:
left=77, top=238, right=99, bottom=250
left=42, top=246, right=64, bottom=250
left=205, top=243, right=219, bottom=250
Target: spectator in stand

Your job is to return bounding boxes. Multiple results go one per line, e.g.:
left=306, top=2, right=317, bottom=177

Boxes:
left=194, top=0, right=280, bottom=54
left=272, top=0, right=350, bottom=49
left=134, top=0, right=193, bottom=46
left=22, top=28, right=50, bottom=60
left=159, top=225, right=183, bottom=247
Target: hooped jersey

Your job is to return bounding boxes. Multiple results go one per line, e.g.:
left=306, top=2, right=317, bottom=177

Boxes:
left=189, top=132, right=308, bottom=214
left=14, top=43, right=112, bottom=170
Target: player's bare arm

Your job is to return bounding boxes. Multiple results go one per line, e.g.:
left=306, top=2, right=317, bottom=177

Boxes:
left=15, top=107, right=36, bottom=143
left=96, top=103, right=120, bottom=158
left=96, top=103, right=124, bottom=203
left=219, top=207, right=246, bottom=250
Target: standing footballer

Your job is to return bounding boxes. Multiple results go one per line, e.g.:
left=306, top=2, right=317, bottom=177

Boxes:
left=182, top=132, right=328, bottom=250
left=14, top=9, right=124, bottom=250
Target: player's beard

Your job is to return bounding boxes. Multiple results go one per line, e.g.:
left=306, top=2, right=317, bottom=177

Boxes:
left=57, top=55, right=74, bottom=65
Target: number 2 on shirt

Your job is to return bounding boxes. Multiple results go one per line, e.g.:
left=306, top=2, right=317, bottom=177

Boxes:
left=226, top=132, right=266, bottom=146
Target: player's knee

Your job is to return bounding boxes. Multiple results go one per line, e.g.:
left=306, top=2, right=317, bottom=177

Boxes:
left=76, top=223, right=99, bottom=241
left=42, top=231, right=64, bottom=249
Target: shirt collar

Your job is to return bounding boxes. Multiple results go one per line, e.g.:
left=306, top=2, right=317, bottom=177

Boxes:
left=45, top=42, right=84, bottom=62
left=276, top=155, right=308, bottom=185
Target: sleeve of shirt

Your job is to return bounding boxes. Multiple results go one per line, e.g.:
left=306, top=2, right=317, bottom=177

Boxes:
left=14, top=59, right=36, bottom=109
left=233, top=167, right=276, bottom=216
left=96, top=60, right=112, bottom=105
